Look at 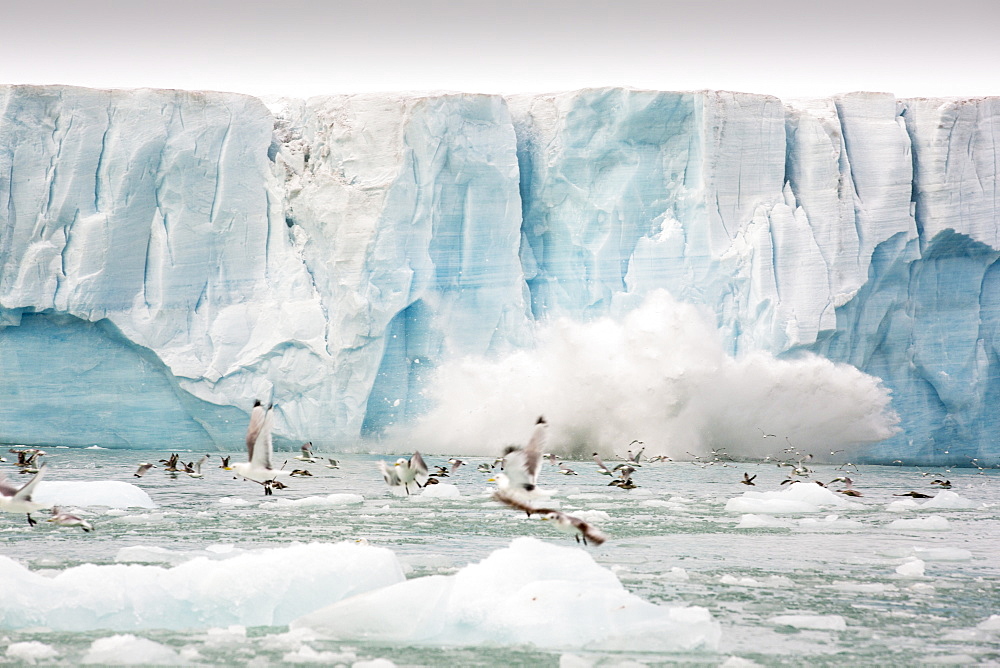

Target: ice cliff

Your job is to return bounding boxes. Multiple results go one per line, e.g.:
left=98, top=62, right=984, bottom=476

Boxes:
left=1, top=84, right=997, bottom=465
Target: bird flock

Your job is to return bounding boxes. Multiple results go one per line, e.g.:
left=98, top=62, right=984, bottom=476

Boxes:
left=1, top=412, right=993, bottom=542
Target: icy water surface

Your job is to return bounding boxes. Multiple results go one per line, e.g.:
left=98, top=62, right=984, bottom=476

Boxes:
left=1, top=448, right=999, bottom=666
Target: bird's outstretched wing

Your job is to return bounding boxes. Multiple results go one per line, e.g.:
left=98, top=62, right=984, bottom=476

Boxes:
left=249, top=405, right=274, bottom=470
left=409, top=451, right=429, bottom=487
left=245, top=401, right=266, bottom=460
left=13, top=464, right=46, bottom=502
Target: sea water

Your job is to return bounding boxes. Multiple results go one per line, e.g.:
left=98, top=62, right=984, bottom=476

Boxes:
left=1, top=447, right=999, bottom=666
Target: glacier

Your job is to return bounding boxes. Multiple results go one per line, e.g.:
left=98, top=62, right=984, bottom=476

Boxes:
left=1, top=84, right=998, bottom=465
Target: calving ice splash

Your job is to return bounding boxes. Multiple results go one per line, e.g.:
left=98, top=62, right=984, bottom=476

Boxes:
left=1, top=86, right=999, bottom=464
left=406, top=290, right=899, bottom=460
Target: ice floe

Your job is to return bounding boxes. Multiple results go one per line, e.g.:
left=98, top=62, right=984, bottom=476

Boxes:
left=292, top=537, right=720, bottom=651
left=725, top=483, right=860, bottom=514
left=0, top=542, right=404, bottom=630
left=33, top=480, right=156, bottom=509
left=769, top=614, right=847, bottom=631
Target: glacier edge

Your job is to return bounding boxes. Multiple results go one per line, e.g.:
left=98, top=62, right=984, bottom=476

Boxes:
left=1, top=84, right=998, bottom=465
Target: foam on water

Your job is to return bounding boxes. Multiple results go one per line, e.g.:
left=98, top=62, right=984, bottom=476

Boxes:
left=404, top=291, right=898, bottom=458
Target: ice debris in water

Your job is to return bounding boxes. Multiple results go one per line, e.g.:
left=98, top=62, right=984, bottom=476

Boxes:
left=5, top=641, right=60, bottom=664
left=260, top=493, right=365, bottom=508
left=768, top=615, right=847, bottom=631
left=292, top=537, right=720, bottom=652
left=81, top=634, right=181, bottom=665
left=895, top=557, right=926, bottom=577
left=33, top=480, right=156, bottom=509
left=888, top=517, right=951, bottom=531
left=725, top=483, right=859, bottom=514
left=0, top=542, right=404, bottom=630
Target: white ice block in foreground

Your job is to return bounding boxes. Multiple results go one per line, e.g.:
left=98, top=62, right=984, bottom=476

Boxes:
left=292, top=537, right=720, bottom=652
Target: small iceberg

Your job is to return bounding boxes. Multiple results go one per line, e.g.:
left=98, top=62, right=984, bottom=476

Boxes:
left=292, top=537, right=720, bottom=652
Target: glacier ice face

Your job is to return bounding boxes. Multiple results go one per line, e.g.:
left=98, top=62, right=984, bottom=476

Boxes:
left=1, top=84, right=999, bottom=464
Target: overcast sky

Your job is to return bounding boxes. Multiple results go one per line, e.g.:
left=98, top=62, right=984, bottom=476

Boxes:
left=2, top=0, right=997, bottom=99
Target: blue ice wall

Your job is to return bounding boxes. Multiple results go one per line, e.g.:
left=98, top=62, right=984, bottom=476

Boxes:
left=1, top=85, right=999, bottom=464
left=0, top=311, right=253, bottom=449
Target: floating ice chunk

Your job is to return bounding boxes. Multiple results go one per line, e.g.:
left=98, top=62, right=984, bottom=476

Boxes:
left=33, top=481, right=156, bottom=509
left=352, top=660, right=398, bottom=668
left=571, top=509, right=611, bottom=523
left=826, top=582, right=898, bottom=593
left=217, top=496, right=252, bottom=506
left=920, top=491, right=978, bottom=510
left=769, top=614, right=847, bottom=631
left=282, top=645, right=358, bottom=664
left=0, top=542, right=404, bottom=630
left=5, top=641, right=59, bottom=664
left=719, top=657, right=764, bottom=667
left=725, top=483, right=858, bottom=514
left=735, top=514, right=790, bottom=528
left=886, top=499, right=920, bottom=512
left=895, top=557, right=926, bottom=577
left=978, top=615, right=1000, bottom=632
left=888, top=517, right=950, bottom=530
left=798, top=514, right=864, bottom=529
left=293, top=537, right=720, bottom=652
left=81, top=634, right=181, bottom=665
left=261, top=493, right=365, bottom=508
left=720, top=575, right=794, bottom=588
left=414, top=484, right=461, bottom=498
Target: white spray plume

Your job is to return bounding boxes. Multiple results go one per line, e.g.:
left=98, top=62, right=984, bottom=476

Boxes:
left=403, top=290, right=899, bottom=459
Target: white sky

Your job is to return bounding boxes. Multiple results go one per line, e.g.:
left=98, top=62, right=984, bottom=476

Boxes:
left=2, top=0, right=998, bottom=100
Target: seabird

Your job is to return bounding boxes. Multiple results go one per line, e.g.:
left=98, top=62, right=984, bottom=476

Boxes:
left=558, top=463, right=578, bottom=475
left=290, top=469, right=313, bottom=477
left=493, top=490, right=607, bottom=546
left=185, top=455, right=210, bottom=478
left=134, top=463, right=156, bottom=478
left=448, top=458, right=464, bottom=473
left=741, top=472, right=757, bottom=486
left=378, top=451, right=429, bottom=495
left=160, top=453, right=181, bottom=473
left=325, top=458, right=340, bottom=469
left=931, top=479, right=952, bottom=488
left=295, top=442, right=316, bottom=462
left=477, top=463, right=493, bottom=473
left=830, top=476, right=862, bottom=496
left=219, top=456, right=232, bottom=471
left=0, top=465, right=49, bottom=526
left=232, top=401, right=291, bottom=495
left=592, top=453, right=613, bottom=476
left=429, top=465, right=450, bottom=478
left=47, top=507, right=93, bottom=533
left=493, top=416, right=547, bottom=496
left=626, top=441, right=644, bottom=465
left=894, top=491, right=933, bottom=498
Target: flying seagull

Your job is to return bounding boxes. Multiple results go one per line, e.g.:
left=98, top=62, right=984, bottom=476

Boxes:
left=592, top=453, right=613, bottom=476
left=493, top=416, right=547, bottom=496
left=295, top=442, right=316, bottom=462
left=0, top=464, right=49, bottom=526
left=378, top=451, right=429, bottom=495
left=134, top=463, right=156, bottom=478
left=47, top=507, right=93, bottom=533
left=232, top=401, right=290, bottom=495
left=741, top=472, right=757, bottom=486
left=493, top=490, right=607, bottom=546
